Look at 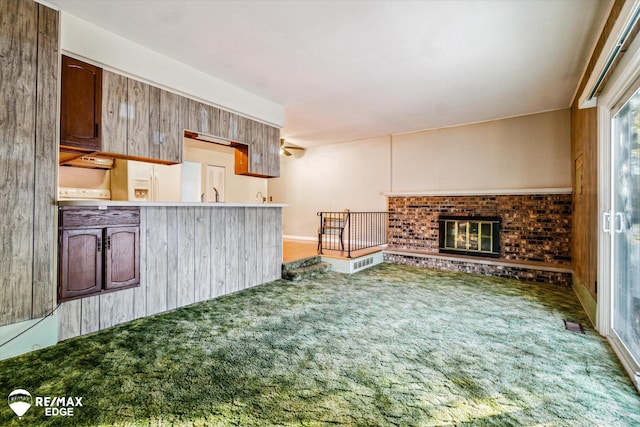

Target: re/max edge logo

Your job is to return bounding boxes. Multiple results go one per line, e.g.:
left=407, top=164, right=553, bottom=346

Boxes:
left=8, top=389, right=83, bottom=418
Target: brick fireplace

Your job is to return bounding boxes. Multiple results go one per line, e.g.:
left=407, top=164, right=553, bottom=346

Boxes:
left=384, top=192, right=572, bottom=285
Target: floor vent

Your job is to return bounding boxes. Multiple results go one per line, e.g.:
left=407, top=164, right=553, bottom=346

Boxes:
left=354, top=256, right=374, bottom=271
left=564, top=320, right=585, bottom=334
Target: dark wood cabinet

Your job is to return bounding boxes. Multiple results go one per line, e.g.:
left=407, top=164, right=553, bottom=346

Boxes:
left=105, top=226, right=140, bottom=290
left=59, top=228, right=103, bottom=300
left=60, top=55, right=103, bottom=151
left=59, top=207, right=140, bottom=302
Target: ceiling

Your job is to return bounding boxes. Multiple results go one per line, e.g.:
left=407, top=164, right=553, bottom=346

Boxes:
left=48, top=0, right=611, bottom=148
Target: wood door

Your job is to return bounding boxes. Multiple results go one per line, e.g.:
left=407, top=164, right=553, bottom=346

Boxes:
left=158, top=89, right=182, bottom=163
left=105, top=226, right=140, bottom=290
left=101, top=70, right=128, bottom=155
left=60, top=228, right=103, bottom=301
left=127, top=79, right=151, bottom=158
left=60, top=55, right=102, bottom=151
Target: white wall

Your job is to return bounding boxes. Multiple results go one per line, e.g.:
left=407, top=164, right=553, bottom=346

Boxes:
left=183, top=139, right=267, bottom=204
left=268, top=136, right=391, bottom=239
left=391, top=109, right=571, bottom=192
left=269, top=110, right=571, bottom=239
left=60, top=12, right=284, bottom=127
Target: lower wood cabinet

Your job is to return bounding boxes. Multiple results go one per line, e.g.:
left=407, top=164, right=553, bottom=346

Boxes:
left=59, top=207, right=140, bottom=302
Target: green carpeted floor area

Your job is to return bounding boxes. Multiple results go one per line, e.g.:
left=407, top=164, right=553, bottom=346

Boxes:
left=1, top=263, right=639, bottom=426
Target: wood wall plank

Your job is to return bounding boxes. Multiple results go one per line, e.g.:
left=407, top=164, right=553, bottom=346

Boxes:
left=133, top=207, right=147, bottom=319
left=244, top=208, right=258, bottom=288
left=145, top=207, right=168, bottom=315
left=211, top=208, right=227, bottom=297
left=0, top=0, right=38, bottom=326
left=194, top=207, right=212, bottom=302
left=224, top=208, right=240, bottom=293
left=159, top=89, right=182, bottom=163
left=127, top=79, right=151, bottom=158
left=255, top=209, right=264, bottom=285
left=99, top=288, right=135, bottom=329
left=101, top=70, right=128, bottom=155
left=80, top=295, right=100, bottom=335
left=177, top=207, right=196, bottom=307
left=166, top=207, right=179, bottom=310
left=32, top=3, right=59, bottom=319
left=57, top=299, right=81, bottom=341
left=148, top=86, right=161, bottom=160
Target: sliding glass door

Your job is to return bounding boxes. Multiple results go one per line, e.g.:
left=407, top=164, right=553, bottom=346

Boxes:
left=610, top=89, right=640, bottom=368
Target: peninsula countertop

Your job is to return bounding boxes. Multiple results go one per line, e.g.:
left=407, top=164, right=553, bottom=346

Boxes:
left=57, top=200, right=288, bottom=208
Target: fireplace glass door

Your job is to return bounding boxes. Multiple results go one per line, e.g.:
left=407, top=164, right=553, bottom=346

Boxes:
left=611, top=87, right=640, bottom=368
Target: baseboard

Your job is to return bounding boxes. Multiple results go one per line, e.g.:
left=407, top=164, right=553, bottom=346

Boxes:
left=571, top=272, right=597, bottom=328
left=0, top=315, right=58, bottom=361
left=283, top=235, right=317, bottom=242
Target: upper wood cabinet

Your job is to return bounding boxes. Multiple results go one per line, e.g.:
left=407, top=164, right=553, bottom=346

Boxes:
left=101, top=70, right=128, bottom=155
left=60, top=55, right=103, bottom=151
left=101, top=73, right=183, bottom=163
left=235, top=122, right=280, bottom=178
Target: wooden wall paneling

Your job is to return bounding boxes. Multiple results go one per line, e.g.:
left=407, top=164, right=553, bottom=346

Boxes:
left=159, top=89, right=182, bottom=163
left=274, top=209, right=283, bottom=281
left=127, top=79, right=151, bottom=158
left=177, top=207, right=196, bottom=307
left=219, top=109, right=230, bottom=139
left=133, top=207, right=147, bottom=319
left=571, top=104, right=598, bottom=298
left=166, top=207, right=179, bottom=310
left=262, top=208, right=282, bottom=283
left=101, top=70, right=128, bottom=155
left=0, top=0, right=37, bottom=326
left=148, top=86, right=161, bottom=160
left=80, top=295, right=100, bottom=336
left=209, top=105, right=221, bottom=138
left=244, top=208, right=258, bottom=288
left=224, top=208, right=241, bottom=293
left=237, top=116, right=249, bottom=145
left=255, top=209, right=264, bottom=285
left=179, top=95, right=190, bottom=139
left=250, top=121, right=265, bottom=176
left=57, top=299, right=81, bottom=341
left=228, top=113, right=239, bottom=141
left=268, top=125, right=281, bottom=177
left=99, top=288, right=136, bottom=330
left=194, top=207, right=212, bottom=302
left=145, top=207, right=169, bottom=315
left=32, top=3, right=59, bottom=319
left=211, top=208, right=227, bottom=297
left=192, top=101, right=210, bottom=134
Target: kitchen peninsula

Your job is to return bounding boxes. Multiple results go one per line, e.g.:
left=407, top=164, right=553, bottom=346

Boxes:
left=57, top=200, right=285, bottom=341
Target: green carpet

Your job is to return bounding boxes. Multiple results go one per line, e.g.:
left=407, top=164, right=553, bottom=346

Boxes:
left=1, top=263, right=638, bottom=426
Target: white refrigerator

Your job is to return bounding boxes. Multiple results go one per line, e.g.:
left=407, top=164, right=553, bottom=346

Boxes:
left=111, top=159, right=183, bottom=202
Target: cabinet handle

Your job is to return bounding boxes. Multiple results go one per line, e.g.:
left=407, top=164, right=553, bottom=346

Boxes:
left=107, top=236, right=111, bottom=250
left=603, top=211, right=611, bottom=234
left=97, top=237, right=101, bottom=252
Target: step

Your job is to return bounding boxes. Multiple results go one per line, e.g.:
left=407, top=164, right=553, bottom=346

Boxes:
left=282, top=255, right=322, bottom=272
left=281, top=261, right=331, bottom=281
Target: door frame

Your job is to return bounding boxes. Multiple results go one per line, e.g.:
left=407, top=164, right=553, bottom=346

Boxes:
left=596, top=25, right=640, bottom=388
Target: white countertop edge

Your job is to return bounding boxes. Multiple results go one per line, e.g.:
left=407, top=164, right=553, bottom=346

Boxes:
left=384, top=187, right=572, bottom=197
left=58, top=200, right=289, bottom=208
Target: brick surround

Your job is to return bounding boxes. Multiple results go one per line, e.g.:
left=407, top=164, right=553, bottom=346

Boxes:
left=386, top=194, right=572, bottom=285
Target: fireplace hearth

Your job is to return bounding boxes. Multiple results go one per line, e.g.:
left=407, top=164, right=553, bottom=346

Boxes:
left=438, top=216, right=500, bottom=258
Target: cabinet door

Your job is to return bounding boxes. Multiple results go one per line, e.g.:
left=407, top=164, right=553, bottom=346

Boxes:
left=101, top=70, right=128, bottom=155
left=249, top=121, right=266, bottom=176
left=266, top=125, right=281, bottom=177
left=60, top=228, right=103, bottom=301
left=127, top=79, right=151, bottom=158
left=60, top=56, right=102, bottom=151
left=105, top=226, right=140, bottom=290
left=158, top=89, right=182, bottom=163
